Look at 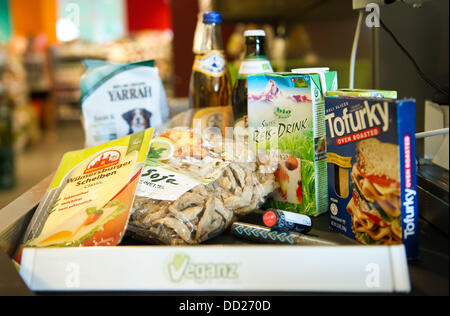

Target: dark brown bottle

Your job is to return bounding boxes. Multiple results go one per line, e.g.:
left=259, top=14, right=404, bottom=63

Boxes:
left=232, top=30, right=273, bottom=131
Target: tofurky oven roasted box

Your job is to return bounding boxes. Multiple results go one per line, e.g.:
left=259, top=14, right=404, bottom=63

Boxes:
left=325, top=96, right=419, bottom=259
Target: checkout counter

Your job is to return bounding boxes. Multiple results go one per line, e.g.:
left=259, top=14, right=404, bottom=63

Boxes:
left=0, top=160, right=448, bottom=296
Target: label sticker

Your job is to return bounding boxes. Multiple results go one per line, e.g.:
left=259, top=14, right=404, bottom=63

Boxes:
left=135, top=161, right=202, bottom=201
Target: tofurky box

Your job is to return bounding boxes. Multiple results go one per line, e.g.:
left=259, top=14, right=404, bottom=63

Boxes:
left=325, top=96, right=419, bottom=258
left=248, top=71, right=337, bottom=216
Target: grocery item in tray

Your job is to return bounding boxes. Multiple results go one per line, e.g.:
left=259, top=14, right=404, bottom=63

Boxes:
left=263, top=209, right=312, bottom=234
left=325, top=96, right=418, bottom=258
left=231, top=222, right=336, bottom=246
left=22, top=129, right=154, bottom=248
left=189, top=12, right=233, bottom=135
left=127, top=129, right=277, bottom=245
left=81, top=59, right=169, bottom=147
left=326, top=89, right=397, bottom=99
left=247, top=71, right=337, bottom=216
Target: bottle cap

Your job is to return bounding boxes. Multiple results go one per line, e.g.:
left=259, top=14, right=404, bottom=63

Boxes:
left=203, top=12, right=222, bottom=24
left=263, top=211, right=277, bottom=228
left=244, top=30, right=266, bottom=37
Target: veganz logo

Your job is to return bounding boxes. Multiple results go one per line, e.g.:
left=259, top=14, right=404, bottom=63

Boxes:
left=168, top=254, right=239, bottom=283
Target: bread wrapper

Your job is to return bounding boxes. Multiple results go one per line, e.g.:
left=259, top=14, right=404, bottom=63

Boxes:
left=127, top=129, right=277, bottom=245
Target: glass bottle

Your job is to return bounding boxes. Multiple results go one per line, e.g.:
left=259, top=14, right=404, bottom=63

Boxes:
left=232, top=29, right=273, bottom=131
left=189, top=11, right=233, bottom=135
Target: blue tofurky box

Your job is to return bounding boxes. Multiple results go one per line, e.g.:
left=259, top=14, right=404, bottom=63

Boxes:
left=325, top=96, right=419, bottom=259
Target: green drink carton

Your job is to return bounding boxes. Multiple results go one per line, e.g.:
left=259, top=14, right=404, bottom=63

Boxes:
left=248, top=70, right=337, bottom=216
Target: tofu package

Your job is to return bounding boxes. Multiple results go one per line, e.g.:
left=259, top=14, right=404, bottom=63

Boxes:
left=325, top=96, right=419, bottom=258
left=247, top=70, right=337, bottom=216
left=20, top=129, right=154, bottom=249
left=80, top=59, right=169, bottom=147
left=128, top=129, right=276, bottom=245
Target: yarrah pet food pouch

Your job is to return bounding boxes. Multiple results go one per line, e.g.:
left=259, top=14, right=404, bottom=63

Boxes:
left=20, top=129, right=153, bottom=249
left=325, top=96, right=419, bottom=258
left=80, top=60, right=169, bottom=147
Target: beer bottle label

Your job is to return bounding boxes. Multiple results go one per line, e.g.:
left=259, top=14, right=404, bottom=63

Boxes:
left=238, top=58, right=273, bottom=77
left=192, top=51, right=226, bottom=77
left=192, top=106, right=234, bottom=135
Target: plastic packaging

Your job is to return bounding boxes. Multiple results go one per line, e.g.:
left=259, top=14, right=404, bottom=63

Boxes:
left=127, top=128, right=277, bottom=245
left=80, top=59, right=169, bottom=147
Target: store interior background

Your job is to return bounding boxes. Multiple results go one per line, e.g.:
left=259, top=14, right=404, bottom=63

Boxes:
left=0, top=0, right=448, bottom=209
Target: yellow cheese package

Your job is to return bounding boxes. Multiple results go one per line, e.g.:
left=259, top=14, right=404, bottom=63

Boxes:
left=21, top=129, right=154, bottom=248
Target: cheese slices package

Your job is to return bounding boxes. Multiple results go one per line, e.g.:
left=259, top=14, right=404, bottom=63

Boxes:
left=325, top=96, right=419, bottom=258
left=21, top=129, right=154, bottom=248
left=80, top=59, right=169, bottom=147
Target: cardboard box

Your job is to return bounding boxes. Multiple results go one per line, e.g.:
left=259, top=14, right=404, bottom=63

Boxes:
left=248, top=71, right=337, bottom=216
left=325, top=96, right=419, bottom=258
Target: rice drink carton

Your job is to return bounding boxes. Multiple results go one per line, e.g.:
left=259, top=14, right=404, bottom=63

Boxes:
left=247, top=71, right=337, bottom=216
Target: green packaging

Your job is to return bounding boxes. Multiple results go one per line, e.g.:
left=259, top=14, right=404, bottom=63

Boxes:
left=248, top=71, right=338, bottom=216
left=326, top=89, right=397, bottom=99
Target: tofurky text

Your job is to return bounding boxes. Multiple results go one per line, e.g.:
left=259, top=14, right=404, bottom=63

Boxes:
left=326, top=100, right=389, bottom=139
